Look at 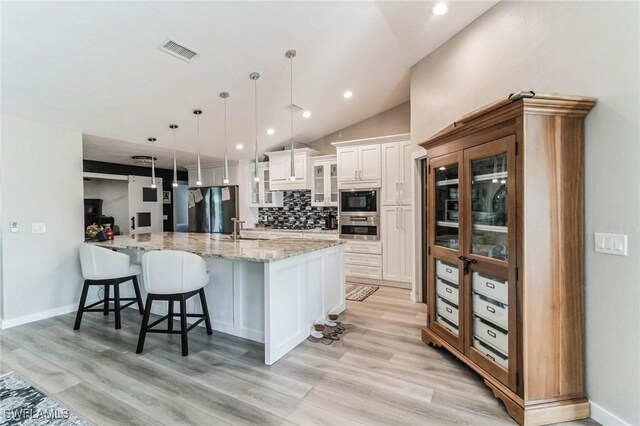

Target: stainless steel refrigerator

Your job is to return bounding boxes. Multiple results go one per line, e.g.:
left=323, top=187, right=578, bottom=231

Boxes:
left=187, top=186, right=239, bottom=234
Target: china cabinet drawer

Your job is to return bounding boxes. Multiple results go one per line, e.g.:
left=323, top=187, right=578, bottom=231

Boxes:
left=474, top=316, right=508, bottom=356
left=473, top=338, right=508, bottom=370
left=436, top=260, right=458, bottom=284
left=436, top=297, right=459, bottom=326
left=473, top=272, right=508, bottom=305
left=346, top=253, right=382, bottom=267
left=473, top=294, right=508, bottom=330
left=344, top=241, right=382, bottom=254
left=436, top=315, right=459, bottom=336
left=345, top=264, right=382, bottom=279
left=436, top=278, right=459, bottom=305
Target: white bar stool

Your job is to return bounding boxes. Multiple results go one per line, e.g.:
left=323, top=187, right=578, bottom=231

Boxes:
left=136, top=250, right=212, bottom=356
left=75, top=243, right=144, bottom=330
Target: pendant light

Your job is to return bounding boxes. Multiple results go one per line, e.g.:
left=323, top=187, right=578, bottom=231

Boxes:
left=193, top=109, right=203, bottom=186
left=169, top=124, right=179, bottom=187
left=147, top=137, right=157, bottom=189
left=220, top=91, right=230, bottom=184
left=286, top=49, right=297, bottom=181
left=250, top=72, right=261, bottom=182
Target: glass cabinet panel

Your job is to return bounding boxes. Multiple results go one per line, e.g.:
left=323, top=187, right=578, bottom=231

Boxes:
left=330, top=164, right=338, bottom=204
left=250, top=165, right=260, bottom=206
left=434, top=164, right=459, bottom=250
left=263, top=169, right=273, bottom=205
left=469, top=153, right=508, bottom=260
left=434, top=258, right=460, bottom=337
left=313, top=164, right=325, bottom=204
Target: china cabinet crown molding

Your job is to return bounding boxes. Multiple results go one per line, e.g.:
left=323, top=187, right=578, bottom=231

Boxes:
left=420, top=92, right=596, bottom=426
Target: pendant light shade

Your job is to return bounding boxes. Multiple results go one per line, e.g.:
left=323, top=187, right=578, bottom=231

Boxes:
left=170, top=124, right=179, bottom=187
left=148, top=138, right=157, bottom=189
left=250, top=72, right=261, bottom=182
left=193, top=109, right=203, bottom=186
left=286, top=49, right=297, bottom=181
left=220, top=91, right=230, bottom=184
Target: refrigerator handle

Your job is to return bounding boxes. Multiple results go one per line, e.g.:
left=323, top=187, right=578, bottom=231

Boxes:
left=131, top=216, right=135, bottom=230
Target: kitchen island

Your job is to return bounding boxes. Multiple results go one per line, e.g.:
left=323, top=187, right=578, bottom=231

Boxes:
left=94, top=232, right=346, bottom=365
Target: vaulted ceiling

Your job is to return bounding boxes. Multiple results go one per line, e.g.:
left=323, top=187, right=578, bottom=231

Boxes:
left=2, top=1, right=496, bottom=168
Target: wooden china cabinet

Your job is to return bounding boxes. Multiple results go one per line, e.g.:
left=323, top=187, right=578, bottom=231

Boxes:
left=420, top=92, right=596, bottom=425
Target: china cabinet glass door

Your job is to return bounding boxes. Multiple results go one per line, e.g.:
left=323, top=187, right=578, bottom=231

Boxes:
left=463, top=135, right=517, bottom=391
left=428, top=151, right=464, bottom=352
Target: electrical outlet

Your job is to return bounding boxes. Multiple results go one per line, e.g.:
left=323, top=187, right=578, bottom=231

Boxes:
left=595, top=232, right=627, bottom=256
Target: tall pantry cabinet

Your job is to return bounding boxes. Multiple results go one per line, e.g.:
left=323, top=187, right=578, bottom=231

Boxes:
left=420, top=92, right=596, bottom=425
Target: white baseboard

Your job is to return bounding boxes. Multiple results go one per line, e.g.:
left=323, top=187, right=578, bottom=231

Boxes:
left=0, top=303, right=78, bottom=330
left=590, top=400, right=630, bottom=425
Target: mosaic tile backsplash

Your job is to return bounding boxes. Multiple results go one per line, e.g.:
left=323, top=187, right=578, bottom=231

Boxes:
left=258, top=191, right=337, bottom=229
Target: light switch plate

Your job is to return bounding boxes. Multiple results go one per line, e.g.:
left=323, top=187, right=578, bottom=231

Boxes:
left=10, top=220, right=18, bottom=233
left=32, top=222, right=46, bottom=234
left=595, top=232, right=627, bottom=256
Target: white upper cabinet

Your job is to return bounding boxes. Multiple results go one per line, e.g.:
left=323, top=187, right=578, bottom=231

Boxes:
left=337, top=147, right=359, bottom=182
left=359, top=144, right=381, bottom=181
left=311, top=155, right=338, bottom=207
left=381, top=140, right=414, bottom=205
left=265, top=148, right=319, bottom=191
left=249, top=162, right=283, bottom=208
left=335, top=144, right=381, bottom=188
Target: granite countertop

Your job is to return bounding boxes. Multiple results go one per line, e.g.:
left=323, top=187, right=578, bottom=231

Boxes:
left=92, top=232, right=344, bottom=263
left=242, top=228, right=338, bottom=234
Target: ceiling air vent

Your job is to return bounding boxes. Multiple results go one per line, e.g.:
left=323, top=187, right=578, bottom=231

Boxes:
left=160, top=39, right=199, bottom=62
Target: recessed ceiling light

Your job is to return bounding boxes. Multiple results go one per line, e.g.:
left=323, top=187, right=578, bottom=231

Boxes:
left=235, top=144, right=244, bottom=150
left=266, top=128, right=275, bottom=135
left=343, top=90, right=353, bottom=99
left=439, top=166, right=446, bottom=170
left=432, top=2, right=448, bottom=15
left=302, top=111, right=311, bottom=118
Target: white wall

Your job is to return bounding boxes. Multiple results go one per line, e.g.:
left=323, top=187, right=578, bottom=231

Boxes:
left=308, top=102, right=410, bottom=154
left=410, top=1, right=640, bottom=424
left=1, top=115, right=85, bottom=326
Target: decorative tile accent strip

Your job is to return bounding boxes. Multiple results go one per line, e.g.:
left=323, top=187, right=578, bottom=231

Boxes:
left=258, top=191, right=337, bottom=229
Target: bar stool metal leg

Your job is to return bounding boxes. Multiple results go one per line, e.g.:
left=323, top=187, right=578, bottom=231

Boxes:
left=136, top=294, right=153, bottom=354
left=167, top=300, right=174, bottom=332
left=199, top=288, right=213, bottom=335
left=113, top=281, right=121, bottom=329
left=73, top=280, right=90, bottom=330
left=103, top=284, right=110, bottom=316
left=180, top=295, right=188, bottom=356
left=132, top=276, right=144, bottom=314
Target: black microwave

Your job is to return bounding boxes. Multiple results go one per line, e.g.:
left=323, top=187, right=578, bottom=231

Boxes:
left=339, top=189, right=379, bottom=215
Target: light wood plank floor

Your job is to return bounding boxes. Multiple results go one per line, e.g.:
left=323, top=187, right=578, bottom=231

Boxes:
left=0, top=287, right=596, bottom=425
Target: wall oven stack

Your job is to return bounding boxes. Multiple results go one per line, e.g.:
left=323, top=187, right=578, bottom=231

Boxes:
left=339, top=189, right=379, bottom=240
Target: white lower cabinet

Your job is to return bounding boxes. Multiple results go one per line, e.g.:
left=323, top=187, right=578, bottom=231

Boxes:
left=343, top=241, right=382, bottom=279
left=381, top=206, right=413, bottom=282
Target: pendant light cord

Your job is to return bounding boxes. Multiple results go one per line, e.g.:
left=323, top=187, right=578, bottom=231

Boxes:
left=172, top=126, right=177, bottom=185
left=290, top=54, right=294, bottom=148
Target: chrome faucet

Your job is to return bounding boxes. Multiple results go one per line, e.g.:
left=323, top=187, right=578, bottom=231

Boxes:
left=231, top=218, right=245, bottom=241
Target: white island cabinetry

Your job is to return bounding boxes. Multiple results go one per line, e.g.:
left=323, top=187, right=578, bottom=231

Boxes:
left=97, top=232, right=345, bottom=365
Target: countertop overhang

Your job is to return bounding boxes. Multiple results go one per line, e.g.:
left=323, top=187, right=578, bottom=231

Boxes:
left=92, top=232, right=344, bottom=263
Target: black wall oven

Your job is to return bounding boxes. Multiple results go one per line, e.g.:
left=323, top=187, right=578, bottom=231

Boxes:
left=339, top=189, right=379, bottom=216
